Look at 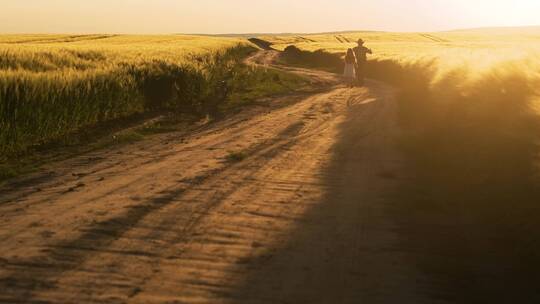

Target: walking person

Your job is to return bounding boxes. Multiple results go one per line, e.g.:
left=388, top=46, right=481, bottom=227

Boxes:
left=343, top=48, right=357, bottom=87
left=353, top=38, right=372, bottom=86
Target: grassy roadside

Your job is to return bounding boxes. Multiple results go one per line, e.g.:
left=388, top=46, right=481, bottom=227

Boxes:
left=0, top=46, right=309, bottom=183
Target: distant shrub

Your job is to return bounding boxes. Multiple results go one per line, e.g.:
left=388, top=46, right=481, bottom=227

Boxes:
left=280, top=45, right=343, bottom=73
left=248, top=38, right=274, bottom=50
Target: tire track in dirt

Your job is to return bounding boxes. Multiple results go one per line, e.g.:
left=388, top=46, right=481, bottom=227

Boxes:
left=0, top=84, right=350, bottom=302
left=0, top=51, right=434, bottom=303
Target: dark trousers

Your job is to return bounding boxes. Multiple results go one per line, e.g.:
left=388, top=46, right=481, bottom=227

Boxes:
left=356, top=62, right=366, bottom=86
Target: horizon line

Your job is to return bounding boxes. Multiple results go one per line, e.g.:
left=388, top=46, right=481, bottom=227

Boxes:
left=1, top=24, right=539, bottom=37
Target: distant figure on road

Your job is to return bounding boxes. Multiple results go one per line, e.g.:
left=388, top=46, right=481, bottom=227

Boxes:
left=343, top=48, right=357, bottom=87
left=353, top=39, right=372, bottom=86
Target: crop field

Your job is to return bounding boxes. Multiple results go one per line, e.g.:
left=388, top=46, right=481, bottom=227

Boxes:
left=0, top=35, right=306, bottom=158
left=0, top=34, right=243, bottom=66
left=0, top=35, right=239, bottom=155
left=262, top=28, right=540, bottom=70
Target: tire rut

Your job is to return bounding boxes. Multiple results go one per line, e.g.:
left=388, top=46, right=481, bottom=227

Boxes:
left=0, top=51, right=431, bottom=303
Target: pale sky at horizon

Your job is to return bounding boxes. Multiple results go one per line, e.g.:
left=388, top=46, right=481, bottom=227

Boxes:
left=1, top=0, right=540, bottom=34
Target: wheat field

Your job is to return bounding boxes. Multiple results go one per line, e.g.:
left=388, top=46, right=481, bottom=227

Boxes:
left=262, top=28, right=540, bottom=69
left=0, top=34, right=243, bottom=66
left=0, top=35, right=249, bottom=156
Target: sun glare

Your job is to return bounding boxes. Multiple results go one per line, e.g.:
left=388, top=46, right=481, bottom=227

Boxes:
left=1, top=0, right=539, bottom=34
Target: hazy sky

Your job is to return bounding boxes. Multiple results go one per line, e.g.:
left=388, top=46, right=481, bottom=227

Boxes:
left=1, top=0, right=540, bottom=34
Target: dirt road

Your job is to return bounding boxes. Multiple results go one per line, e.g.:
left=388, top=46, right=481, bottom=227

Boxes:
left=0, top=51, right=432, bottom=303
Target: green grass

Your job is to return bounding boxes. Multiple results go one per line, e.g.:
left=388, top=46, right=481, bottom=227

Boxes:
left=226, top=151, right=248, bottom=162
left=0, top=166, right=20, bottom=180
left=225, top=66, right=308, bottom=109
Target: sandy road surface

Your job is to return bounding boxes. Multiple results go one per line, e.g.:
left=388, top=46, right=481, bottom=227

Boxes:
left=0, top=51, right=432, bottom=303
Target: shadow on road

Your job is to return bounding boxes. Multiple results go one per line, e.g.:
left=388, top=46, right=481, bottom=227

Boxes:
left=227, top=82, right=424, bottom=303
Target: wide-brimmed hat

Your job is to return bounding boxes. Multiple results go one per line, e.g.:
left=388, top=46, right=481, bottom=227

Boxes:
left=357, top=38, right=365, bottom=44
